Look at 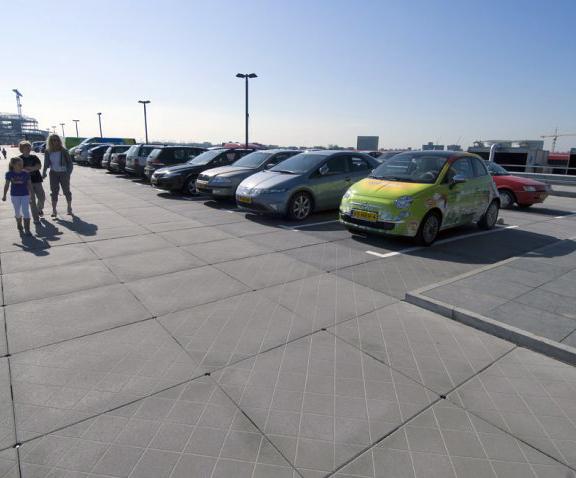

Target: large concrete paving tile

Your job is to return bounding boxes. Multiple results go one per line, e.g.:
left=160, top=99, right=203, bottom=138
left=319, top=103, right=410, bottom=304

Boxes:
left=489, top=302, right=576, bottom=342
left=331, top=301, right=514, bottom=395
left=18, top=377, right=299, bottom=478
left=143, top=218, right=205, bottom=233
left=334, top=400, right=575, bottom=478
left=0, top=359, right=16, bottom=451
left=0, top=448, right=18, bottom=477
left=6, top=284, right=152, bottom=352
left=159, top=291, right=320, bottom=371
left=260, top=274, right=398, bottom=330
left=79, top=224, right=150, bottom=242
left=334, top=252, right=478, bottom=299
left=0, top=243, right=97, bottom=274
left=514, top=288, right=576, bottom=320
left=2, top=260, right=118, bottom=304
left=562, top=331, right=576, bottom=348
left=283, top=240, right=380, bottom=272
left=159, top=226, right=233, bottom=246
left=541, top=274, right=576, bottom=299
left=424, top=283, right=509, bottom=314
left=449, top=347, right=576, bottom=469
left=10, top=320, right=203, bottom=442
left=103, top=247, right=206, bottom=282
left=449, top=272, right=533, bottom=300
left=215, top=253, right=323, bottom=289
left=0, top=224, right=82, bottom=253
left=183, top=237, right=272, bottom=264
left=86, top=233, right=173, bottom=258
left=127, top=266, right=249, bottom=316
left=247, top=230, right=328, bottom=252
left=214, top=332, right=437, bottom=477
left=216, top=220, right=279, bottom=237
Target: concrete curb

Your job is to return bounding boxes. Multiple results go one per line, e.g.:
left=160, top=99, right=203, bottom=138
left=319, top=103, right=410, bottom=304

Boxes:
left=405, top=290, right=576, bottom=365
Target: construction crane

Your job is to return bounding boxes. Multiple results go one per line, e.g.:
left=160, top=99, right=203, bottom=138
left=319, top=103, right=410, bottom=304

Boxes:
left=540, top=127, right=576, bottom=152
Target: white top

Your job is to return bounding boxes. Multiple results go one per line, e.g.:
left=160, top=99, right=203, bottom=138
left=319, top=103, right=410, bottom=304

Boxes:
left=49, top=151, right=66, bottom=172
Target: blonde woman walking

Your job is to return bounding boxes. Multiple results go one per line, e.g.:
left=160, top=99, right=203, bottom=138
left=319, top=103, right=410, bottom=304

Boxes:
left=42, top=134, right=73, bottom=218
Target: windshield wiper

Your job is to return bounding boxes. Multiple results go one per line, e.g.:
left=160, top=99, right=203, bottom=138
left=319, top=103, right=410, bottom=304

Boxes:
left=271, top=169, right=295, bottom=174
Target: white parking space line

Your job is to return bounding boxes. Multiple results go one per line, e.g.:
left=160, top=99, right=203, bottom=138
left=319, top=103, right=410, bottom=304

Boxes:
left=365, top=225, right=519, bottom=259
left=279, top=219, right=340, bottom=231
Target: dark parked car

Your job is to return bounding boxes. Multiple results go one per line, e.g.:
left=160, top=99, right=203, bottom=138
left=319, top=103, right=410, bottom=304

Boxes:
left=144, top=146, right=207, bottom=180
left=196, top=149, right=299, bottom=199
left=102, top=145, right=131, bottom=170
left=125, top=144, right=164, bottom=177
left=151, top=148, right=253, bottom=194
left=87, top=145, right=112, bottom=168
left=74, top=142, right=106, bottom=164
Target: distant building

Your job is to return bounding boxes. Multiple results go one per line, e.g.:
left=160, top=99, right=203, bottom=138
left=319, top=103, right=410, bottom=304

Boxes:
left=357, top=136, right=379, bottom=151
left=0, top=112, right=47, bottom=144
left=468, top=140, right=548, bottom=173
left=422, top=142, right=444, bottom=151
left=446, top=144, right=462, bottom=151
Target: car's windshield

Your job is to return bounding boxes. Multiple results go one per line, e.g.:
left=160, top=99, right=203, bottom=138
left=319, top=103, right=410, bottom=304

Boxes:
left=232, top=151, right=272, bottom=168
left=270, top=153, right=326, bottom=174
left=126, top=145, right=139, bottom=156
left=370, top=153, right=448, bottom=183
left=486, top=161, right=510, bottom=176
left=187, top=149, right=225, bottom=165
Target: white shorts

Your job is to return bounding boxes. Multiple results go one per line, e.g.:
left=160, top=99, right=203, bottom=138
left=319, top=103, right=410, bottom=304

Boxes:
left=11, top=195, right=31, bottom=219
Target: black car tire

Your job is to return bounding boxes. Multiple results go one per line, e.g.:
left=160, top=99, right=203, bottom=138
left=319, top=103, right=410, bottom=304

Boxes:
left=287, top=191, right=313, bottom=221
left=517, top=203, right=533, bottom=209
left=183, top=177, right=197, bottom=195
left=415, top=211, right=441, bottom=246
left=478, top=200, right=499, bottom=229
left=346, top=226, right=364, bottom=235
left=498, top=189, right=516, bottom=209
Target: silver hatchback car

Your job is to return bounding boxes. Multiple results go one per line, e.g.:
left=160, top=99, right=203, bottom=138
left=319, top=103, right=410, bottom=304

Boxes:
left=236, top=150, right=380, bottom=220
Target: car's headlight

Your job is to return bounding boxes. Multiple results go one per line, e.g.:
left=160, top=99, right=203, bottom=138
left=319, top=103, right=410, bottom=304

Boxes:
left=342, top=190, right=353, bottom=200
left=394, top=196, right=413, bottom=209
left=523, top=186, right=536, bottom=192
left=211, top=177, right=231, bottom=185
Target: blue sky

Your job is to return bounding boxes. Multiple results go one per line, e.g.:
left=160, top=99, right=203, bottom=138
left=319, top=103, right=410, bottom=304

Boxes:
left=2, top=0, right=575, bottom=149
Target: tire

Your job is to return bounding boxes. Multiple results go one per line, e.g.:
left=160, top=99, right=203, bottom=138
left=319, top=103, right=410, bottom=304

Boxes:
left=346, top=226, right=364, bottom=235
left=183, top=177, right=197, bottom=195
left=478, top=200, right=499, bottom=230
left=498, top=189, right=515, bottom=209
left=415, top=211, right=441, bottom=246
left=517, top=203, right=533, bottom=209
left=287, top=191, right=313, bottom=221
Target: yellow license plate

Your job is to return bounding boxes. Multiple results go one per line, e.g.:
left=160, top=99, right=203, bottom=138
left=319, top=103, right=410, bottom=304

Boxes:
left=237, top=195, right=252, bottom=204
left=351, top=209, right=378, bottom=221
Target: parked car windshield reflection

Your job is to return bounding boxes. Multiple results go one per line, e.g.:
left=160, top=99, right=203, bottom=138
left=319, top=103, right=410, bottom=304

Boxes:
left=232, top=151, right=272, bottom=168
left=269, top=153, right=326, bottom=174
left=187, top=149, right=225, bottom=166
left=370, top=153, right=448, bottom=183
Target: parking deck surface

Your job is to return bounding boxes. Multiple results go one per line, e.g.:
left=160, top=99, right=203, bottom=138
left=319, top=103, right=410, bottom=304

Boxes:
left=1, top=153, right=575, bottom=477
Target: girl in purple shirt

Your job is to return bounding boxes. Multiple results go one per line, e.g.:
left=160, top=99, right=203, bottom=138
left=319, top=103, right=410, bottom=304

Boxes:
left=2, top=157, right=33, bottom=236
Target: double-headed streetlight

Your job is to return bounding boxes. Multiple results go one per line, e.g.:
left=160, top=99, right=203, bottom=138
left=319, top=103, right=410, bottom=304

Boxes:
left=97, top=112, right=103, bottom=137
left=138, top=100, right=151, bottom=143
left=235, top=73, right=257, bottom=148
left=73, top=119, right=80, bottom=137
left=60, top=123, right=65, bottom=137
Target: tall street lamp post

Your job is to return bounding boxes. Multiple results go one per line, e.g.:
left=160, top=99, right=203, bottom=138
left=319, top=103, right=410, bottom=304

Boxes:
left=138, top=100, right=151, bottom=143
left=73, top=119, right=80, bottom=137
left=60, top=123, right=65, bottom=137
left=97, top=112, right=103, bottom=137
left=235, top=73, right=257, bottom=148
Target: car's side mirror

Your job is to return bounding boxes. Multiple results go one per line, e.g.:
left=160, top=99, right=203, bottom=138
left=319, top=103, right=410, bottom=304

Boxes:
left=265, top=162, right=274, bottom=169
left=450, top=174, right=467, bottom=188
left=318, top=164, right=330, bottom=176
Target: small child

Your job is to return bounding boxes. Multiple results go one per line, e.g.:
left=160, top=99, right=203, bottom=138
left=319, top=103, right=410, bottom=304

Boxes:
left=2, top=157, right=33, bottom=235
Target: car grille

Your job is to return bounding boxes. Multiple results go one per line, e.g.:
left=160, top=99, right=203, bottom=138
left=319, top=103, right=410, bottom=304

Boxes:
left=341, top=214, right=395, bottom=230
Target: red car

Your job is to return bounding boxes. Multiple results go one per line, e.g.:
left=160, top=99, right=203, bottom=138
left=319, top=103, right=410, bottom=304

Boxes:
left=485, top=162, right=550, bottom=209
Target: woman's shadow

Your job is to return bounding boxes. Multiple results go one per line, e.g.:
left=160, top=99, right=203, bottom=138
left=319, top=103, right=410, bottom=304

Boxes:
left=55, top=214, right=98, bottom=237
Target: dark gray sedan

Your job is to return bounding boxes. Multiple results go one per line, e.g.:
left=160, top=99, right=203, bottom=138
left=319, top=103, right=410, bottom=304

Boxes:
left=196, top=149, right=299, bottom=199
left=236, top=150, right=380, bottom=220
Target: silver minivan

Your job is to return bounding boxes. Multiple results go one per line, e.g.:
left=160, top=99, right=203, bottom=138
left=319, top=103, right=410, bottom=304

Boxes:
left=125, top=144, right=163, bottom=177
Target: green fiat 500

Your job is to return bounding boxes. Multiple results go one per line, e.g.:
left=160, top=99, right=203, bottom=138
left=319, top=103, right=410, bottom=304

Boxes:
left=339, top=151, right=500, bottom=245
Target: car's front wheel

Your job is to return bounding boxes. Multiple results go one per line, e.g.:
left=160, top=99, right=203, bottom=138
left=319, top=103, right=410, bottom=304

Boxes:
left=498, top=189, right=515, bottom=209
left=287, top=191, right=313, bottom=221
left=478, top=200, right=499, bottom=229
left=415, top=211, right=441, bottom=246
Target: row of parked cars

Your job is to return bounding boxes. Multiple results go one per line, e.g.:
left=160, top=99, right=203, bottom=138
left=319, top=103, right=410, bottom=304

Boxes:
left=75, top=142, right=550, bottom=245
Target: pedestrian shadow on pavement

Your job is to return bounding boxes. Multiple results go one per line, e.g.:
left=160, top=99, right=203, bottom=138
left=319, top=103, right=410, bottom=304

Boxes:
left=56, top=215, right=98, bottom=237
